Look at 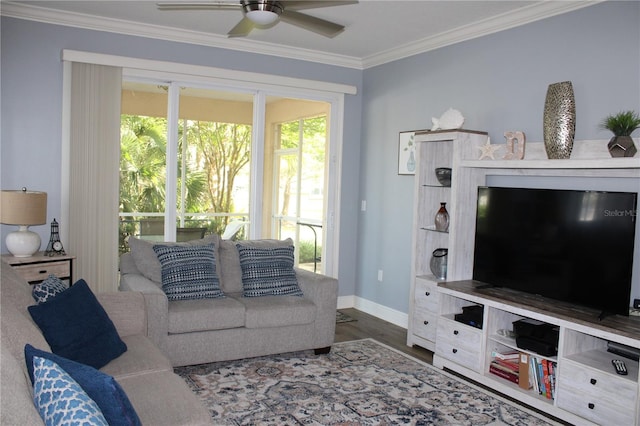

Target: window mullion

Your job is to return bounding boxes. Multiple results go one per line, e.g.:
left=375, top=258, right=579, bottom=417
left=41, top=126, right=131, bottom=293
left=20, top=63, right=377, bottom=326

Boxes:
left=250, top=91, right=266, bottom=238
left=165, top=82, right=180, bottom=241
left=180, top=119, right=187, bottom=227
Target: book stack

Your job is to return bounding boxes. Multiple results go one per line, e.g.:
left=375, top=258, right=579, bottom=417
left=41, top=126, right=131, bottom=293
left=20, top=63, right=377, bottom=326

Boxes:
left=489, top=350, right=557, bottom=400
left=527, top=355, right=557, bottom=400
left=489, top=350, right=520, bottom=385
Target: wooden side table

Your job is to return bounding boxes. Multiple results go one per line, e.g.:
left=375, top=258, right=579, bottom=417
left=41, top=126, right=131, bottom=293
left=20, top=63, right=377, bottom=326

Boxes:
left=1, top=252, right=75, bottom=285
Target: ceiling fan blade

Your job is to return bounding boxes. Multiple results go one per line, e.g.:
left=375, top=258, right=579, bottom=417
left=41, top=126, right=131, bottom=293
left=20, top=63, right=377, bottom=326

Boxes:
left=156, top=2, right=240, bottom=11
left=227, top=17, right=255, bottom=37
left=283, top=1, right=357, bottom=11
left=279, top=10, right=344, bottom=38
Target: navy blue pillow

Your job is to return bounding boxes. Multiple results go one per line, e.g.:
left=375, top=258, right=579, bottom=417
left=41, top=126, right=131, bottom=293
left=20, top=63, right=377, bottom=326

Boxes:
left=27, top=279, right=127, bottom=369
left=25, top=344, right=141, bottom=426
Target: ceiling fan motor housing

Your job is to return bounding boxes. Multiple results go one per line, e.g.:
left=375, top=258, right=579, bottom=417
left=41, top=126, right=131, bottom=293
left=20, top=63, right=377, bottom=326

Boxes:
left=242, top=1, right=284, bottom=16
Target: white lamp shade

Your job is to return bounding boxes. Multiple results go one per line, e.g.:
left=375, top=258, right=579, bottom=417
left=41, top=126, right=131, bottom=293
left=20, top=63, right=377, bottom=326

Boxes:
left=242, top=1, right=282, bottom=25
left=245, top=10, right=279, bottom=25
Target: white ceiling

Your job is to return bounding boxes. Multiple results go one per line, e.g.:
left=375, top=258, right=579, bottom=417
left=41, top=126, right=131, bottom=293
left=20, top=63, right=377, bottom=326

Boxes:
left=3, top=1, right=598, bottom=69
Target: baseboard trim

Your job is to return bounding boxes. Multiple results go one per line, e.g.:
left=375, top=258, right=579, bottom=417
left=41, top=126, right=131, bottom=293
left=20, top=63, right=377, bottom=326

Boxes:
left=337, top=295, right=408, bottom=329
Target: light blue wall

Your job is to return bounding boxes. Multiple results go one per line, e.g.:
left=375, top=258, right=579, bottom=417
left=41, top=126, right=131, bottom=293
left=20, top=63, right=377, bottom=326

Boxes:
left=358, top=1, right=640, bottom=314
left=0, top=17, right=362, bottom=296
left=2, top=1, right=639, bottom=314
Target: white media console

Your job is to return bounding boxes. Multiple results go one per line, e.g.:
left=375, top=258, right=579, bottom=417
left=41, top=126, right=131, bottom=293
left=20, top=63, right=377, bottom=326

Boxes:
left=407, top=130, right=640, bottom=425
left=435, top=280, right=640, bottom=426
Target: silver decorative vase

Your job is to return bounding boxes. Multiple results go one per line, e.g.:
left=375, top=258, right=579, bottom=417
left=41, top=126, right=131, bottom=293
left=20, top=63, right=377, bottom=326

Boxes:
left=430, top=248, right=448, bottom=280
left=543, top=81, right=576, bottom=159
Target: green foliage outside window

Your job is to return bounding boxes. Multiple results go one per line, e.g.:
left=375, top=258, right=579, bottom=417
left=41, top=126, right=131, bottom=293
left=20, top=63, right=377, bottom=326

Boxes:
left=119, top=115, right=251, bottom=252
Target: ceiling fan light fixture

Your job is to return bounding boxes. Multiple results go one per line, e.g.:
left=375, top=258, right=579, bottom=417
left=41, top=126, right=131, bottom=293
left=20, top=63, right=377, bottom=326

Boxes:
left=242, top=1, right=282, bottom=25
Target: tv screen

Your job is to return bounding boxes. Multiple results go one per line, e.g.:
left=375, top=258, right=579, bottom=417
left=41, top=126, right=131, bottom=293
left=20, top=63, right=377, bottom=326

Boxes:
left=473, top=186, right=637, bottom=316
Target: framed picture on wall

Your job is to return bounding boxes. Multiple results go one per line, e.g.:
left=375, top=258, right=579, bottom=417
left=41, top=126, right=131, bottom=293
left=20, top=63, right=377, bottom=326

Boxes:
left=398, top=131, right=416, bottom=175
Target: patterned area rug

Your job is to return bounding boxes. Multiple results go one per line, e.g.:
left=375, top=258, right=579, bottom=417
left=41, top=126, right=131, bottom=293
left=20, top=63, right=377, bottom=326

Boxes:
left=175, top=338, right=558, bottom=425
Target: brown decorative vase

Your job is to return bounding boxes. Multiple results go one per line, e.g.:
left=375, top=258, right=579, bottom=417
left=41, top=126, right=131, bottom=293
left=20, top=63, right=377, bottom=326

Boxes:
left=607, top=136, right=637, bottom=157
left=543, top=81, right=576, bottom=159
left=434, top=202, right=449, bottom=232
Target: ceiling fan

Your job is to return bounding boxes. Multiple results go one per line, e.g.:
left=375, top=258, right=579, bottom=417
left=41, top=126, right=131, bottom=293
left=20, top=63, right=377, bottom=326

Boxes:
left=156, top=1, right=357, bottom=38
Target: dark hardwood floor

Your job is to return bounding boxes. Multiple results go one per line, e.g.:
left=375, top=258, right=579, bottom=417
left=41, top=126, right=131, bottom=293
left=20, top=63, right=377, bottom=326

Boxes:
left=335, top=308, right=433, bottom=364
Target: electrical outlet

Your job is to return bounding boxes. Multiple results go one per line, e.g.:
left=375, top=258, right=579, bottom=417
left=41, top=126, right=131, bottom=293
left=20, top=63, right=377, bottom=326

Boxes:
left=377, top=270, right=383, bottom=282
left=633, top=299, right=640, bottom=309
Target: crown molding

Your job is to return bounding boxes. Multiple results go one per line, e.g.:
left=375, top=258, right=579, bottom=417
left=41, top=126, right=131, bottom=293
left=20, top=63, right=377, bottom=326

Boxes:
left=362, top=1, right=603, bottom=69
left=0, top=2, right=364, bottom=69
left=2, top=1, right=602, bottom=71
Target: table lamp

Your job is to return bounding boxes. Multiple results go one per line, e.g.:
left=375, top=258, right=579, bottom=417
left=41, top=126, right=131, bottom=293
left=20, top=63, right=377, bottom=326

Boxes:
left=1, top=188, right=47, bottom=257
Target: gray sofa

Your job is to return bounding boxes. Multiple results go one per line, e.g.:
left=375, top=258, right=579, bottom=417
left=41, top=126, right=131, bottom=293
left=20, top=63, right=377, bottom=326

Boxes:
left=0, top=261, right=211, bottom=425
left=119, top=235, right=339, bottom=367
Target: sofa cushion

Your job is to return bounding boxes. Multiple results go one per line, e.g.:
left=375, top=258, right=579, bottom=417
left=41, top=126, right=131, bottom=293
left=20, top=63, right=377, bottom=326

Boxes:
left=168, top=296, right=245, bottom=334
left=217, top=239, right=243, bottom=294
left=116, top=371, right=211, bottom=426
left=1, top=264, right=41, bottom=315
left=25, top=345, right=141, bottom=426
left=1, top=302, right=51, bottom=366
left=153, top=244, right=225, bottom=301
left=32, top=356, right=109, bottom=426
left=238, top=294, right=316, bottom=328
left=1, top=344, right=43, bottom=425
left=28, top=280, right=127, bottom=369
left=128, top=234, right=220, bottom=284
left=236, top=239, right=303, bottom=297
left=32, top=274, right=68, bottom=304
left=100, top=335, right=173, bottom=380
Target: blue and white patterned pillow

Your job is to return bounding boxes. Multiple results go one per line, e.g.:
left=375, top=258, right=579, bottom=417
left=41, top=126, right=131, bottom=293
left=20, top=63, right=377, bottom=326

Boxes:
left=25, top=345, right=141, bottom=426
left=32, top=356, right=108, bottom=426
left=32, top=274, right=68, bottom=304
left=236, top=243, right=303, bottom=297
left=153, top=243, right=225, bottom=301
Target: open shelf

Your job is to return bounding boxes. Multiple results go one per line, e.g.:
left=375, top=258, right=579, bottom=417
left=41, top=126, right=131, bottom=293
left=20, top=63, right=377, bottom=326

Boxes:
left=420, top=225, right=448, bottom=233
left=433, top=281, right=640, bottom=425
left=461, top=157, right=640, bottom=169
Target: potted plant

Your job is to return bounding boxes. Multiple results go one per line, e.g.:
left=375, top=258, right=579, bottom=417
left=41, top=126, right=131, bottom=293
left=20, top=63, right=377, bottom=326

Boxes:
left=600, top=110, right=640, bottom=157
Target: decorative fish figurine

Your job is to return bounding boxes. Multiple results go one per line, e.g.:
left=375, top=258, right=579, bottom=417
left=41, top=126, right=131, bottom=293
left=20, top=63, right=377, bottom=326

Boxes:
left=431, top=108, right=464, bottom=131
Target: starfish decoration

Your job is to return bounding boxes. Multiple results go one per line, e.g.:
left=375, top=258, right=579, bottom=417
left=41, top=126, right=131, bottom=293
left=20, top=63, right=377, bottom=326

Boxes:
left=478, top=139, right=502, bottom=160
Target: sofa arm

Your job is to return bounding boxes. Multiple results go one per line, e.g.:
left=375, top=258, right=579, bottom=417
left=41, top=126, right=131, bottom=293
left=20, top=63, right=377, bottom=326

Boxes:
left=119, top=273, right=168, bottom=348
left=295, top=268, right=338, bottom=348
left=296, top=268, right=338, bottom=309
left=96, top=292, right=146, bottom=338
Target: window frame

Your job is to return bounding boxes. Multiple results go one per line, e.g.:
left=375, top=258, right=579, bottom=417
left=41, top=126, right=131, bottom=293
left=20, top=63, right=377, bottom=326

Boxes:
left=62, top=50, right=353, bottom=278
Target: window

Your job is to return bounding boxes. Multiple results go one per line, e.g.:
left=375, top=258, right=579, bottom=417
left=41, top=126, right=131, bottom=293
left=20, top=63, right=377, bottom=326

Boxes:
left=63, top=49, right=354, bottom=287
left=271, top=114, right=328, bottom=272
left=119, top=83, right=336, bottom=275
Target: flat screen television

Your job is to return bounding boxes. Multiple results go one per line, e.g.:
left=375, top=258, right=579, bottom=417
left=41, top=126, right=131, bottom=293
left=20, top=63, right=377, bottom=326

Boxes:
left=472, top=186, right=637, bottom=317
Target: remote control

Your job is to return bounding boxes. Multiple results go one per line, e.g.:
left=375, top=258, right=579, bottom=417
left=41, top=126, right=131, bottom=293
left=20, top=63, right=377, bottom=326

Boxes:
left=612, top=359, right=628, bottom=375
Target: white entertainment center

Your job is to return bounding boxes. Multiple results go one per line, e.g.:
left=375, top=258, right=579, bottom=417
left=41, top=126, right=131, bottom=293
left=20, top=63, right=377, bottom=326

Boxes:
left=407, top=130, right=640, bottom=425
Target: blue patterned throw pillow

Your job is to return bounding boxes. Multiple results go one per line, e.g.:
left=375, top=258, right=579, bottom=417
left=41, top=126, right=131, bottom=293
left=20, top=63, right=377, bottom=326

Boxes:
left=153, top=243, right=224, bottom=301
left=32, top=356, right=108, bottom=426
left=236, top=242, right=303, bottom=297
left=25, top=345, right=141, bottom=426
left=32, top=274, right=68, bottom=304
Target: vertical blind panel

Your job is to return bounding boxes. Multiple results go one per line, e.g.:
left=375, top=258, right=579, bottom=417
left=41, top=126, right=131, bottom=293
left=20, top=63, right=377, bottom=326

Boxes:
left=69, top=63, right=122, bottom=292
